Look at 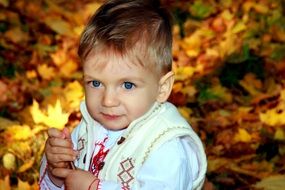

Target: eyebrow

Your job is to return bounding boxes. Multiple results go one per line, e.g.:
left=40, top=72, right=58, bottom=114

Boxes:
left=83, top=74, right=145, bottom=84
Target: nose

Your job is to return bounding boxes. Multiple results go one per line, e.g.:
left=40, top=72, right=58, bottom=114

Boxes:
left=102, top=89, right=119, bottom=107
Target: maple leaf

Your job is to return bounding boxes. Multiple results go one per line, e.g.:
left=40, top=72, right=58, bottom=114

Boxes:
left=259, top=90, right=285, bottom=126
left=37, top=64, right=56, bottom=80
left=30, top=99, right=70, bottom=129
left=274, top=128, right=285, bottom=141
left=63, top=81, right=84, bottom=109
left=234, top=128, right=252, bottom=143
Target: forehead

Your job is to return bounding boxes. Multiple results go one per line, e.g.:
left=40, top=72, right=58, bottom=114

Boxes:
left=83, top=49, right=139, bottom=71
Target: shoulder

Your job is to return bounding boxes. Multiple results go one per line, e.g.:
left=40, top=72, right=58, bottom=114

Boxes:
left=137, top=137, right=199, bottom=189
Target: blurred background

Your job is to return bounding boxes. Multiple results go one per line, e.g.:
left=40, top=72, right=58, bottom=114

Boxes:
left=0, top=0, right=285, bottom=189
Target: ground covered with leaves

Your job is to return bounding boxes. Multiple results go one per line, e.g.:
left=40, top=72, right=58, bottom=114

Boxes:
left=0, top=0, right=285, bottom=189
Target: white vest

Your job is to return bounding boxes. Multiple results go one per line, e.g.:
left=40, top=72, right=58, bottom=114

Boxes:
left=75, top=102, right=207, bottom=190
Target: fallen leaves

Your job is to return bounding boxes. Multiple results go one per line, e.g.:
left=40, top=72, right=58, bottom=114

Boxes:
left=1, top=0, right=285, bottom=189
left=30, top=99, right=70, bottom=129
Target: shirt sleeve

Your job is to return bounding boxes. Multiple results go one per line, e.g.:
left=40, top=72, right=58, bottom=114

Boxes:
left=99, top=136, right=199, bottom=190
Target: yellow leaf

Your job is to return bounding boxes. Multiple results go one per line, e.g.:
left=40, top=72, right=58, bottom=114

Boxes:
left=26, top=70, right=37, bottom=79
left=207, top=157, right=229, bottom=172
left=64, top=81, right=84, bottom=109
left=259, top=104, right=285, bottom=126
left=234, top=128, right=252, bottom=143
left=243, top=2, right=269, bottom=14
left=3, top=152, right=16, bottom=170
left=254, top=175, right=285, bottom=190
left=44, top=17, right=75, bottom=36
left=18, top=179, right=32, bottom=190
left=6, top=124, right=32, bottom=140
left=18, top=157, right=34, bottom=173
left=232, top=21, right=247, bottom=34
left=178, top=107, right=193, bottom=121
left=174, top=66, right=196, bottom=80
left=37, top=64, right=56, bottom=80
left=221, top=9, right=233, bottom=21
left=59, top=60, right=78, bottom=77
left=30, top=99, right=70, bottom=129
left=239, top=73, right=262, bottom=96
left=274, top=128, right=285, bottom=140
left=210, top=84, right=233, bottom=103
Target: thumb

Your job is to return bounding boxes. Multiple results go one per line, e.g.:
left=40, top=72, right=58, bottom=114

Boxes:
left=61, top=127, right=71, bottom=139
left=52, top=167, right=72, bottom=178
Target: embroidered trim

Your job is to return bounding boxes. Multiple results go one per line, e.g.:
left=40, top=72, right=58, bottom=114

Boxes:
left=117, top=158, right=135, bottom=188
left=142, top=126, right=190, bottom=164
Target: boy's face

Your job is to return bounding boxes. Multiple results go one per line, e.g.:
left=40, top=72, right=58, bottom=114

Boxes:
left=83, top=51, right=162, bottom=131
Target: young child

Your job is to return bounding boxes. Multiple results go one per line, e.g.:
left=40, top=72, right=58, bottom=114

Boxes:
left=39, top=0, right=207, bottom=189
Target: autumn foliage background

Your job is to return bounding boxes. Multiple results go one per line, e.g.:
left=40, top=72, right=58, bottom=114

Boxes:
left=1, top=0, right=285, bottom=189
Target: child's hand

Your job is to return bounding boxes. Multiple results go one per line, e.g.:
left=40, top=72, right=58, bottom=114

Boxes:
left=53, top=169, right=99, bottom=190
left=45, top=127, right=77, bottom=175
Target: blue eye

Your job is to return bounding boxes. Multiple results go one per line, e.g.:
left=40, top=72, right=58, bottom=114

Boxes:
left=123, top=82, right=135, bottom=90
left=91, top=80, right=101, bottom=88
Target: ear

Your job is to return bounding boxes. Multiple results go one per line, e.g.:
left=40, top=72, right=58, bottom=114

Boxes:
left=156, top=71, right=175, bottom=103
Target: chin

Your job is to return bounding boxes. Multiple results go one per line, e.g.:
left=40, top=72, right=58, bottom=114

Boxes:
left=105, top=125, right=128, bottom=131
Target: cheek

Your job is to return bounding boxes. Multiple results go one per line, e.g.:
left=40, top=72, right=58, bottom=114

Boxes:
left=127, top=99, right=153, bottom=119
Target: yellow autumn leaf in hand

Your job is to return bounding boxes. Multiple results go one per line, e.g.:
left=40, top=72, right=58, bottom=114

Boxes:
left=30, top=99, right=70, bottom=129
left=234, top=128, right=252, bottom=143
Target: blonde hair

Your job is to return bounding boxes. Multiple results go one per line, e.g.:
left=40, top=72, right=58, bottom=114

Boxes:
left=78, top=0, right=173, bottom=75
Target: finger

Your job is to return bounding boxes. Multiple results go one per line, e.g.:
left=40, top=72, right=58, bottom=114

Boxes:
left=52, top=167, right=73, bottom=178
left=48, top=137, right=74, bottom=148
left=49, top=161, right=70, bottom=169
left=47, top=128, right=64, bottom=138
left=46, top=151, right=77, bottom=163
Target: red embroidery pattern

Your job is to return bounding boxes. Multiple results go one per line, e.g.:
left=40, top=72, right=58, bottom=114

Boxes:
left=89, top=137, right=109, bottom=177
left=118, top=158, right=134, bottom=188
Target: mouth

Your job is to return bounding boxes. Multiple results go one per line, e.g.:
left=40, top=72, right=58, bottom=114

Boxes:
left=101, top=113, right=121, bottom=120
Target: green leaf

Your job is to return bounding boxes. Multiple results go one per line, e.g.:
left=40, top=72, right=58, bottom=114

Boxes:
left=189, top=1, right=215, bottom=19
left=270, top=45, right=285, bottom=61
